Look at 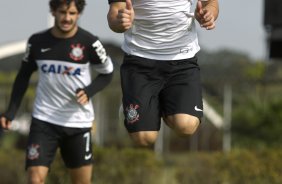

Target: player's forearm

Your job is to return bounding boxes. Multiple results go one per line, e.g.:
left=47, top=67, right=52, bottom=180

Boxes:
left=5, top=64, right=33, bottom=120
left=83, top=72, right=114, bottom=98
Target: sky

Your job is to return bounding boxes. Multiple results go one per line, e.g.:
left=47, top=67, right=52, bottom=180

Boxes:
left=0, top=0, right=266, bottom=60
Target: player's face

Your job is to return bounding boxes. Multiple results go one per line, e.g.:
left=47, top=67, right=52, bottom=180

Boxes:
left=52, top=1, right=80, bottom=37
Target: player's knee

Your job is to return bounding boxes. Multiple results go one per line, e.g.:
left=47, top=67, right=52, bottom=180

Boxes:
left=130, top=131, right=158, bottom=147
left=174, top=117, right=200, bottom=136
left=28, top=176, right=45, bottom=184
left=165, top=114, right=200, bottom=136
left=28, top=167, right=48, bottom=184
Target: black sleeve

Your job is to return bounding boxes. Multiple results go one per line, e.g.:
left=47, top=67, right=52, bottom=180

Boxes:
left=89, top=39, right=109, bottom=65
left=3, top=61, right=36, bottom=120
left=79, top=35, right=114, bottom=99
left=79, top=72, right=114, bottom=99
left=108, top=0, right=126, bottom=4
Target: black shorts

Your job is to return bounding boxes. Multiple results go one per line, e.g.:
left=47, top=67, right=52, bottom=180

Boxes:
left=120, top=54, right=203, bottom=133
left=25, top=117, right=93, bottom=169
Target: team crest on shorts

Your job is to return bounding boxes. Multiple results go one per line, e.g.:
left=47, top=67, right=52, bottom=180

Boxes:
left=27, top=144, right=40, bottom=160
left=69, top=43, right=85, bottom=61
left=125, top=104, right=140, bottom=124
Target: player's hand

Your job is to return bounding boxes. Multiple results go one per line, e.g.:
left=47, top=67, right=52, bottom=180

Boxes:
left=76, top=89, right=89, bottom=105
left=117, top=0, right=135, bottom=31
left=195, top=0, right=216, bottom=30
left=0, top=115, right=12, bottom=130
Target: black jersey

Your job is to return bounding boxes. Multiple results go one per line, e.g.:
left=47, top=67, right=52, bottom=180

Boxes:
left=21, top=27, right=113, bottom=128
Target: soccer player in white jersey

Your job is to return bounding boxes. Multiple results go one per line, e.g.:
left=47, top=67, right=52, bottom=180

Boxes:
left=0, top=0, right=113, bottom=183
left=107, top=0, right=219, bottom=146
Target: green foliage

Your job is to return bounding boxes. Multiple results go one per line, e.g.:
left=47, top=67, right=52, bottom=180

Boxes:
left=93, top=147, right=164, bottom=184
left=232, top=96, right=282, bottom=148
left=0, top=147, right=27, bottom=184
left=197, top=49, right=282, bottom=150
left=174, top=149, right=282, bottom=184
left=244, top=62, right=266, bottom=81
left=0, top=145, right=282, bottom=184
left=0, top=72, right=17, bottom=83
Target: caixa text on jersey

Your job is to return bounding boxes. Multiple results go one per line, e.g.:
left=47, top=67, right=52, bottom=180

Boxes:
left=40, top=63, right=81, bottom=76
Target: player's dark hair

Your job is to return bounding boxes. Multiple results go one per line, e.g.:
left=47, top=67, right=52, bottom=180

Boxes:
left=49, top=0, right=86, bottom=13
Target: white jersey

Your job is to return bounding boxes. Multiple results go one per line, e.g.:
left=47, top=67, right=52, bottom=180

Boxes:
left=22, top=28, right=113, bottom=128
left=122, top=0, right=200, bottom=60
left=33, top=60, right=95, bottom=128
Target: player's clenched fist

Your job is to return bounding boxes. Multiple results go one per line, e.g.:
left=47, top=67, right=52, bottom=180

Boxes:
left=0, top=116, right=11, bottom=130
left=108, top=0, right=135, bottom=33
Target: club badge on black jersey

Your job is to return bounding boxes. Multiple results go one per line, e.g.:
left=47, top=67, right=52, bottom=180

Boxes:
left=69, top=43, right=85, bottom=61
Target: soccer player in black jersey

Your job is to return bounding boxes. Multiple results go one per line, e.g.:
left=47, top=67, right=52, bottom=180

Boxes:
left=107, top=0, right=219, bottom=147
left=0, top=0, right=113, bottom=183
